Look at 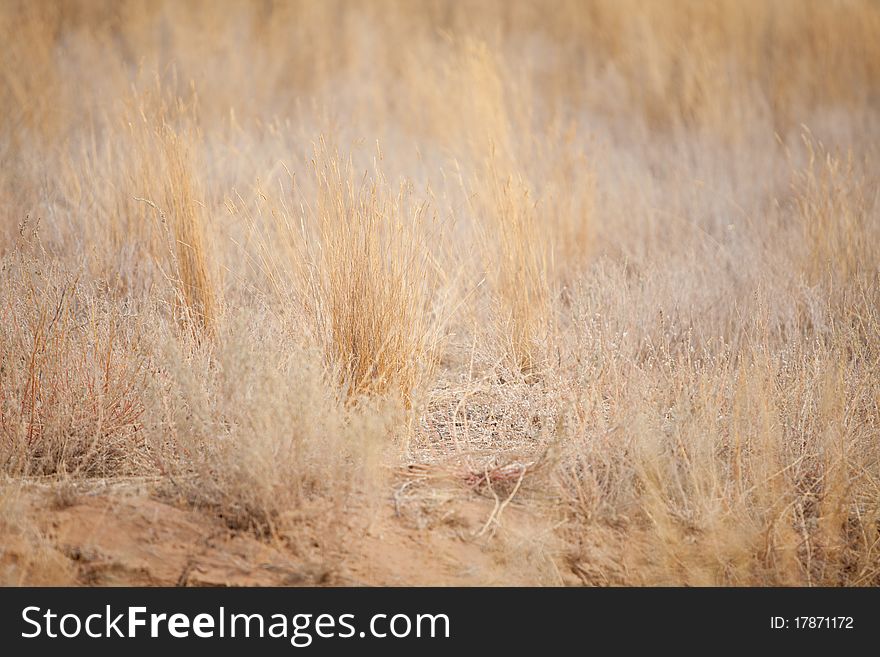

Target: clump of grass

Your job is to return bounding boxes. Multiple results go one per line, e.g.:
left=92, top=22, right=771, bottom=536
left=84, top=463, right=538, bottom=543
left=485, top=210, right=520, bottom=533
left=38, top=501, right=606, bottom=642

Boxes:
left=157, top=126, right=218, bottom=337
left=313, top=149, right=442, bottom=400
left=246, top=141, right=444, bottom=403
left=442, top=40, right=589, bottom=378
left=120, top=94, right=218, bottom=339
left=483, top=162, right=553, bottom=377
left=794, top=137, right=878, bottom=288
left=0, top=225, right=147, bottom=477
left=145, top=312, right=390, bottom=547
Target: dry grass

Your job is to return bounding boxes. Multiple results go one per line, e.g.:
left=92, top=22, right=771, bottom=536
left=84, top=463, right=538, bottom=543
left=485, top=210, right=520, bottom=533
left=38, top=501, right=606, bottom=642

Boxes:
left=157, top=126, right=218, bottom=337
left=244, top=142, right=446, bottom=402
left=1, top=227, right=147, bottom=477
left=143, top=313, right=390, bottom=542
left=795, top=138, right=878, bottom=288
left=1, top=0, right=879, bottom=586
left=479, top=159, right=553, bottom=376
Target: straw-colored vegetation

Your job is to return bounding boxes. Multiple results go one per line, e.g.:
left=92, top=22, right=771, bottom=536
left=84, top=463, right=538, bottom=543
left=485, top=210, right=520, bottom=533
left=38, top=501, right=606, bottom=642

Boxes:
left=1, top=0, right=879, bottom=586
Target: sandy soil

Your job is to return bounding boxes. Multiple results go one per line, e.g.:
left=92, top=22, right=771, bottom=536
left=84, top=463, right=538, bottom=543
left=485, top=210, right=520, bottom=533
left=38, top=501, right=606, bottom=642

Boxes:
left=1, top=479, right=569, bottom=587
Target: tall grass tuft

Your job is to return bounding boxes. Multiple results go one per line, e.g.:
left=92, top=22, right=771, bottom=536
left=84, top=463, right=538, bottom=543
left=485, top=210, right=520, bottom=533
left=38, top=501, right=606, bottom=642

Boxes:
left=158, top=126, right=218, bottom=337
left=244, top=141, right=445, bottom=403
left=794, top=137, right=878, bottom=289
left=314, top=151, right=440, bottom=400
left=483, top=161, right=553, bottom=377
